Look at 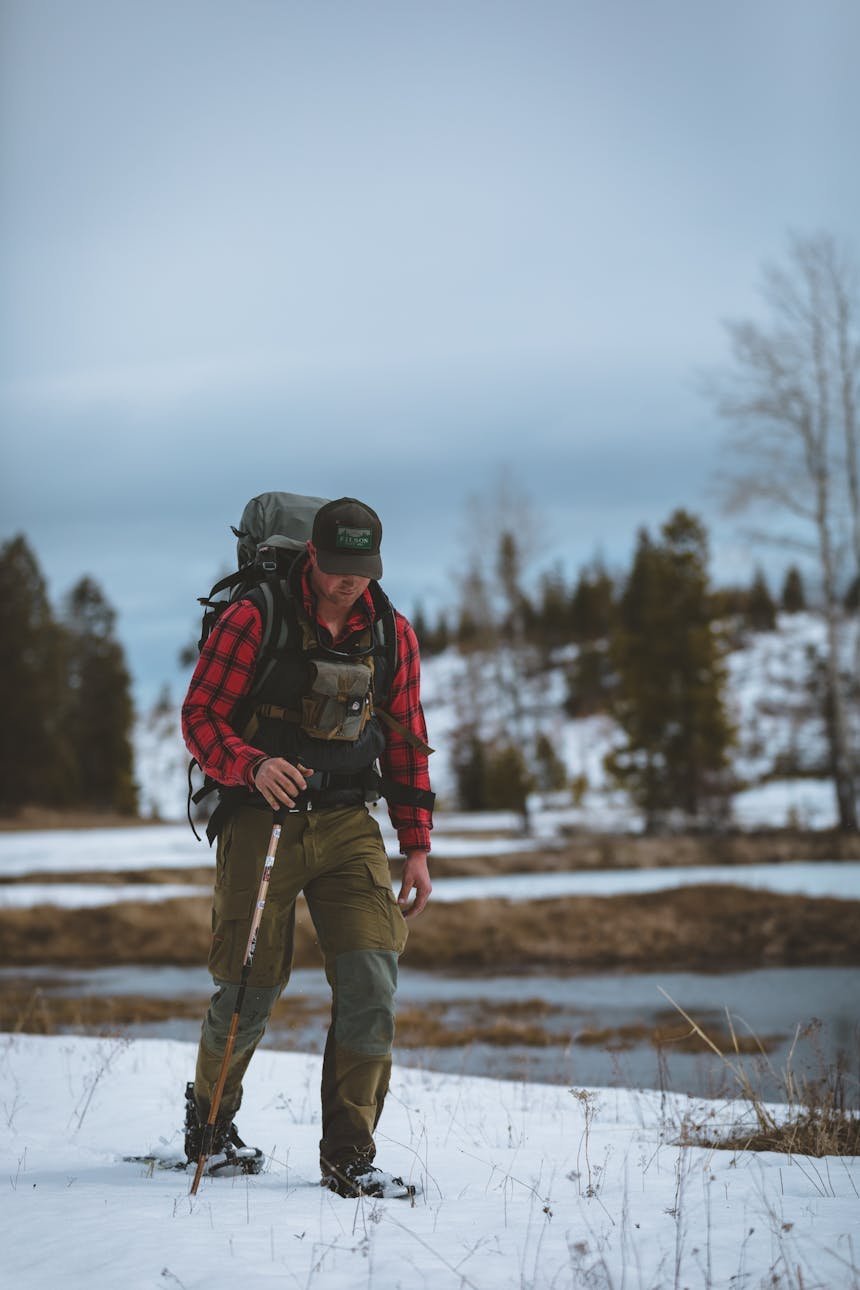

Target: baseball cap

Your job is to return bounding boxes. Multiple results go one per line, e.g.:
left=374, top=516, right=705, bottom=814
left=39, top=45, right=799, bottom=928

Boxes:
left=312, top=497, right=383, bottom=579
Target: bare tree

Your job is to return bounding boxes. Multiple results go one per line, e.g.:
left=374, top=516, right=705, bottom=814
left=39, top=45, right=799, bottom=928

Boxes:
left=706, top=232, right=860, bottom=830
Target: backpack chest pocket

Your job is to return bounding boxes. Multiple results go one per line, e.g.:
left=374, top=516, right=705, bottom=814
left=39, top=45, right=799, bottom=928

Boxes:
left=301, top=658, right=374, bottom=741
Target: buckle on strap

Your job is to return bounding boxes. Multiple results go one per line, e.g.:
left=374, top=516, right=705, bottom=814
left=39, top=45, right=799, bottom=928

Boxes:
left=287, top=796, right=314, bottom=813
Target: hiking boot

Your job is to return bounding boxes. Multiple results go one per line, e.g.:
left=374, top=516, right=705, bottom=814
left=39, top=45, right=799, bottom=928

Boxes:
left=321, top=1150, right=416, bottom=1199
left=184, top=1082, right=264, bottom=1176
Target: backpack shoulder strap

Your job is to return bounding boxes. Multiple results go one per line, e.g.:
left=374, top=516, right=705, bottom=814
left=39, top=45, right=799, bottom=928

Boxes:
left=375, top=706, right=434, bottom=756
left=368, top=582, right=398, bottom=680
left=244, top=577, right=297, bottom=692
left=368, top=587, right=434, bottom=755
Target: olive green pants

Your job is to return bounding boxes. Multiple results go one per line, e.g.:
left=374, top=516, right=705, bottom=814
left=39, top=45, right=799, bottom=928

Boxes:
left=192, top=803, right=408, bottom=1170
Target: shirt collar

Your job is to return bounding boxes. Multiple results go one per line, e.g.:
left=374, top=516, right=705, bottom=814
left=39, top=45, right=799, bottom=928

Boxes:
left=298, top=555, right=375, bottom=642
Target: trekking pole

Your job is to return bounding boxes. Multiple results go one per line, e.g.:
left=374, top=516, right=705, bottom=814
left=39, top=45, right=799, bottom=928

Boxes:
left=190, top=814, right=282, bottom=1195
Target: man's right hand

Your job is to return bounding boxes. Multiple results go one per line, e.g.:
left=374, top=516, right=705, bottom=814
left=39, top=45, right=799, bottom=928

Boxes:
left=253, top=757, right=314, bottom=810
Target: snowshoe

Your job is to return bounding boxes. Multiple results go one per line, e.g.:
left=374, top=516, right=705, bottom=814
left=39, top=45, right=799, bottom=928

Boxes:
left=184, top=1081, right=264, bottom=1176
left=123, top=1153, right=187, bottom=1172
left=321, top=1151, right=417, bottom=1199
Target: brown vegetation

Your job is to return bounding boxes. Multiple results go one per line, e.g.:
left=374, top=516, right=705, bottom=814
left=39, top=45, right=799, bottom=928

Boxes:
left=666, top=1001, right=860, bottom=1157
left=425, top=828, right=860, bottom=876
left=0, top=807, right=163, bottom=831
left=1, top=885, right=859, bottom=972
left=402, top=886, right=860, bottom=971
left=1, top=985, right=787, bottom=1061
left=574, top=1011, right=783, bottom=1055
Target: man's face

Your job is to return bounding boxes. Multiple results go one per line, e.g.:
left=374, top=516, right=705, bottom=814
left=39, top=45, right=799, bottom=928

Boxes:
left=308, top=544, right=370, bottom=607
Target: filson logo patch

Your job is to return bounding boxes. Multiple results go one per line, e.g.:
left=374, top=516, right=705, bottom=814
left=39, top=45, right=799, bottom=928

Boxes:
left=335, top=525, right=374, bottom=551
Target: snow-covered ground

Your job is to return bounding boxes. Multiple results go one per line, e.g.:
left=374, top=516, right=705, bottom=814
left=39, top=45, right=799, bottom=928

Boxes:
left=2, top=1033, right=857, bottom=1290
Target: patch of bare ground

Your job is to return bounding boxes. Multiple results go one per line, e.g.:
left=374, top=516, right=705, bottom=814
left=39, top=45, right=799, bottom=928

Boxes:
left=0, top=896, right=305, bottom=968
left=0, top=985, right=789, bottom=1060
left=0, top=867, right=214, bottom=887
left=1, top=885, right=859, bottom=970
left=401, top=886, right=860, bottom=971
left=0, top=988, right=328, bottom=1038
left=0, top=990, right=565, bottom=1050
left=425, top=828, right=860, bottom=876
left=574, top=1011, right=783, bottom=1054
left=0, top=808, right=166, bottom=831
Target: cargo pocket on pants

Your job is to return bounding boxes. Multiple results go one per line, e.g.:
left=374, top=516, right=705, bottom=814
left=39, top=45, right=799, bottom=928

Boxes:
left=365, top=862, right=408, bottom=957
left=208, top=887, right=255, bottom=981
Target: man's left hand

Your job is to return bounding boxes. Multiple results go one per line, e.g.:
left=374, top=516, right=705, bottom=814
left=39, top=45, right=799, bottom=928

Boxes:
left=397, top=851, right=432, bottom=919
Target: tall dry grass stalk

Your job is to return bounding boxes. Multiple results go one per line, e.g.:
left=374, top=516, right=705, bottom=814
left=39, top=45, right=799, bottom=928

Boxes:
left=659, top=987, right=860, bottom=1157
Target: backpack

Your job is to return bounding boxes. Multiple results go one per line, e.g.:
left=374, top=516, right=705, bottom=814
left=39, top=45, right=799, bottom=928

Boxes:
left=196, top=490, right=330, bottom=656
left=187, top=491, right=431, bottom=840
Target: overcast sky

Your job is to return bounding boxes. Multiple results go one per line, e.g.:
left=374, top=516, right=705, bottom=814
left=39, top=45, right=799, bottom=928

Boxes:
left=2, top=0, right=859, bottom=707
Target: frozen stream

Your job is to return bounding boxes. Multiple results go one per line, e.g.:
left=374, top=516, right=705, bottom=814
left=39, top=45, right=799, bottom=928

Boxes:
left=5, top=963, right=857, bottom=1101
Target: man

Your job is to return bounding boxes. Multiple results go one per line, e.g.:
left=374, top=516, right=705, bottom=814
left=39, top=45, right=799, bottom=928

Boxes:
left=182, top=497, right=434, bottom=1198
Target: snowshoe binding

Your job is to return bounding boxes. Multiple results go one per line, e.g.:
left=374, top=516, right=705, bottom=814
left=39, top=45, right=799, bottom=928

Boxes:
left=321, top=1150, right=417, bottom=1199
left=184, top=1082, right=264, bottom=1176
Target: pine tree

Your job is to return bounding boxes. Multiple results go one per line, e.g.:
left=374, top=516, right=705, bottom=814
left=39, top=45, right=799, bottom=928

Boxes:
left=450, top=727, right=488, bottom=810
left=605, top=511, right=734, bottom=830
left=61, top=576, right=138, bottom=813
left=430, top=611, right=451, bottom=654
left=746, top=568, right=777, bottom=631
left=781, top=566, right=806, bottom=613
left=484, top=742, right=535, bottom=818
left=411, top=603, right=429, bottom=650
left=533, top=566, right=571, bottom=654
left=569, top=563, right=614, bottom=641
left=0, top=535, right=72, bottom=812
left=564, top=643, right=614, bottom=717
left=533, top=732, right=568, bottom=791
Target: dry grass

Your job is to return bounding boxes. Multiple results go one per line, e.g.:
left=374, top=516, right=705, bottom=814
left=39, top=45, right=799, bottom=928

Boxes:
left=0, top=990, right=206, bottom=1034
left=574, top=1011, right=784, bottom=1055
left=394, top=1000, right=560, bottom=1049
left=401, top=885, right=860, bottom=971
left=0, top=807, right=165, bottom=831
left=0, top=867, right=214, bottom=887
left=2, top=885, right=860, bottom=971
left=0, top=985, right=566, bottom=1050
left=663, top=993, right=860, bottom=1157
left=422, top=828, right=860, bottom=876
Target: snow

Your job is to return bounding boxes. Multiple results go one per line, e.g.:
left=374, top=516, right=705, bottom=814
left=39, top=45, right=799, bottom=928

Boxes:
left=0, top=882, right=206, bottom=909
left=0, top=826, right=210, bottom=877
left=427, top=860, right=860, bottom=903
left=730, top=778, right=840, bottom=831
left=2, top=1033, right=857, bottom=1290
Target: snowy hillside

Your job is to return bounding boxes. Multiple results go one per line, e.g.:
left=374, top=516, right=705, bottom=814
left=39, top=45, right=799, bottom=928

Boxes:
left=3, top=1033, right=858, bottom=1290
left=136, top=613, right=855, bottom=829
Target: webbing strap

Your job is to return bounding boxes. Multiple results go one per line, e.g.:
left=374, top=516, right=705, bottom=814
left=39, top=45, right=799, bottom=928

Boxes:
left=256, top=703, right=302, bottom=722
left=378, top=775, right=436, bottom=811
left=375, top=707, right=434, bottom=756
left=255, top=700, right=433, bottom=758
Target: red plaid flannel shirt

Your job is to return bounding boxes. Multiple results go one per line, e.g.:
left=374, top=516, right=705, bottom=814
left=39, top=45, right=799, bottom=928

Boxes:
left=182, top=560, right=432, bottom=854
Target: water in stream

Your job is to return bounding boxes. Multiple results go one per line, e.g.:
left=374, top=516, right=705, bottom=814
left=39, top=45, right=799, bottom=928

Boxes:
left=5, top=963, right=857, bottom=1102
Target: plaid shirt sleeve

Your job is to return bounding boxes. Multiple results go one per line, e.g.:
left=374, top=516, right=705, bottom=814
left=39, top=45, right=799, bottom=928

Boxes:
left=181, top=600, right=267, bottom=788
left=380, top=612, right=433, bottom=855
